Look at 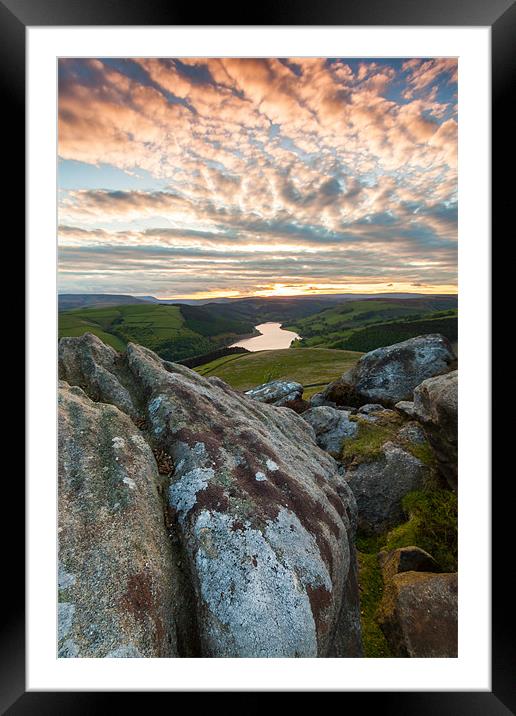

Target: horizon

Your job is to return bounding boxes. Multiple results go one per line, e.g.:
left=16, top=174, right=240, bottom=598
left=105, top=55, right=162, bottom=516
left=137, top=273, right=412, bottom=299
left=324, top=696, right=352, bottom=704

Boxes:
left=58, top=57, right=458, bottom=299
left=58, top=288, right=458, bottom=301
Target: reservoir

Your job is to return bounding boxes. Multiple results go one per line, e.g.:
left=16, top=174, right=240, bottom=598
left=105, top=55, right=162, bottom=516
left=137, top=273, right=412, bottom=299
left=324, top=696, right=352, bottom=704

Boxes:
left=230, top=322, right=300, bottom=352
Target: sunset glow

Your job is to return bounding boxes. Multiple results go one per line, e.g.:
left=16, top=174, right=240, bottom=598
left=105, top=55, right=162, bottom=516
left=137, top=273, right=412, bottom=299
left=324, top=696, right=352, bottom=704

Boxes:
left=58, top=58, right=458, bottom=298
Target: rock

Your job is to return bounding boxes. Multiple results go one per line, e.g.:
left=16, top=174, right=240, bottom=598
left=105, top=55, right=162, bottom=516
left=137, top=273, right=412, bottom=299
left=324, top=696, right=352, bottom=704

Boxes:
left=302, top=406, right=358, bottom=457
left=344, top=441, right=429, bottom=534
left=341, top=334, right=456, bottom=406
left=396, top=422, right=427, bottom=445
left=58, top=336, right=363, bottom=658
left=377, top=572, right=458, bottom=657
left=281, top=397, right=310, bottom=414
left=126, top=343, right=361, bottom=657
left=58, top=332, right=138, bottom=419
left=355, top=407, right=399, bottom=425
left=309, top=392, right=333, bottom=408
left=309, top=392, right=326, bottom=407
left=395, top=400, right=417, bottom=418
left=358, top=404, right=386, bottom=414
left=412, top=370, right=458, bottom=490
left=244, top=379, right=304, bottom=406
left=378, top=546, right=439, bottom=584
left=317, top=379, right=363, bottom=408
left=58, top=382, right=180, bottom=658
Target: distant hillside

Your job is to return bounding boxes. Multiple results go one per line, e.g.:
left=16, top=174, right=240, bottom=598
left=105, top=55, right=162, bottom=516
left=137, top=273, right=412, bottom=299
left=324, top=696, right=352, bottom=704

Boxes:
left=59, top=291, right=456, bottom=310
left=197, top=296, right=345, bottom=324
left=194, top=347, right=363, bottom=398
left=58, top=303, right=255, bottom=361
left=58, top=294, right=152, bottom=310
left=285, top=297, right=458, bottom=351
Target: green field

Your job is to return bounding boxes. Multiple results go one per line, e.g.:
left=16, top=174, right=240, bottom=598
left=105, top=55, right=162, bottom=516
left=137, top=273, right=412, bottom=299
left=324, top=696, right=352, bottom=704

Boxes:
left=195, top=347, right=363, bottom=397
left=58, top=311, right=128, bottom=351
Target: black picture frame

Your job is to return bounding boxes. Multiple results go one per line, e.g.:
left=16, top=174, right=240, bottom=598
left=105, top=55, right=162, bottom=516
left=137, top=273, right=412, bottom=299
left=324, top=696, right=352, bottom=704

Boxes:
left=7, top=0, right=510, bottom=709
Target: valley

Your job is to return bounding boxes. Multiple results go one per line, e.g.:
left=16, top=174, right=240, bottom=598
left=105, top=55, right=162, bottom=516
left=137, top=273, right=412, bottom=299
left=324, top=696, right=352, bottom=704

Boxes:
left=58, top=293, right=458, bottom=388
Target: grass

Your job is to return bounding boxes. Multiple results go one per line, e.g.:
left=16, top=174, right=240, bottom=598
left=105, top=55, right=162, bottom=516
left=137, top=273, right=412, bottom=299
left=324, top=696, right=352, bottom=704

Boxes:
left=194, top=347, right=363, bottom=397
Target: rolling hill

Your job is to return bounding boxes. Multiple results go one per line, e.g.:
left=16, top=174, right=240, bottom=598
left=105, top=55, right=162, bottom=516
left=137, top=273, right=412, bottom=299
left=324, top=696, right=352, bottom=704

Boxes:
left=194, top=347, right=363, bottom=398
left=58, top=303, right=255, bottom=361
left=285, top=297, right=458, bottom=351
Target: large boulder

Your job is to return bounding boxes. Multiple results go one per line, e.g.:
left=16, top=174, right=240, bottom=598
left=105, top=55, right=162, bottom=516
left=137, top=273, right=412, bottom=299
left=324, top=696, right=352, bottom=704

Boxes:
left=302, top=406, right=359, bottom=457
left=245, top=379, right=303, bottom=406
left=58, top=382, right=180, bottom=658
left=58, top=337, right=362, bottom=658
left=337, top=334, right=456, bottom=407
left=127, top=343, right=360, bottom=657
left=377, top=571, right=458, bottom=657
left=412, top=370, right=458, bottom=490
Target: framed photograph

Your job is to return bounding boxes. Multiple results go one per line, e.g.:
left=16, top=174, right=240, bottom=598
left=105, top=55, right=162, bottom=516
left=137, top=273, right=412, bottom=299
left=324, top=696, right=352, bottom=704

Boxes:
left=8, top=0, right=508, bottom=708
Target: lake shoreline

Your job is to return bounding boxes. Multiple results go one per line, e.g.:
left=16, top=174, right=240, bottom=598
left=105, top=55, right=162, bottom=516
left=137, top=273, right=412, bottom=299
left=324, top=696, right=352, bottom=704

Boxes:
left=227, top=326, right=262, bottom=343
left=230, top=322, right=300, bottom=352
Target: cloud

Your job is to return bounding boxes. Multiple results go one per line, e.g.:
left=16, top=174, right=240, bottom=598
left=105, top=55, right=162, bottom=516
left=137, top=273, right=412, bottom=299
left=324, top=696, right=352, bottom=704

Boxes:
left=58, top=57, right=458, bottom=297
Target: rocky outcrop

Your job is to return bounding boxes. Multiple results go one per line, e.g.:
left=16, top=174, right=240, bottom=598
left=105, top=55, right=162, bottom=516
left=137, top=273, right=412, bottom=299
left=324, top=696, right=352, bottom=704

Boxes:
left=377, top=571, right=458, bottom=657
left=345, top=441, right=430, bottom=534
left=302, top=406, right=358, bottom=457
left=58, top=382, right=180, bottom=658
left=319, top=334, right=455, bottom=408
left=58, top=334, right=362, bottom=658
left=412, top=370, right=458, bottom=490
left=59, top=333, right=139, bottom=419
left=245, top=379, right=303, bottom=406
left=338, top=407, right=434, bottom=534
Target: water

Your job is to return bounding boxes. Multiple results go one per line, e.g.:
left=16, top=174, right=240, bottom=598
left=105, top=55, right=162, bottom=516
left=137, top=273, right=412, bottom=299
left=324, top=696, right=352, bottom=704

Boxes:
left=230, top=322, right=300, bottom=352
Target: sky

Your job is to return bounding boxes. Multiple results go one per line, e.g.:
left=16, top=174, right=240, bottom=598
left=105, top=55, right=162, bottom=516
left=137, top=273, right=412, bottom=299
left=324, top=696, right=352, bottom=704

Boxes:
left=58, top=57, right=458, bottom=299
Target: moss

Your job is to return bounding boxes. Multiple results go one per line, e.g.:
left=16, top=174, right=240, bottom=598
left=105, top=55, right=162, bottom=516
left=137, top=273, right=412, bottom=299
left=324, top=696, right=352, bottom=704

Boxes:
left=403, top=440, right=435, bottom=467
left=356, top=485, right=457, bottom=655
left=341, top=416, right=400, bottom=466
left=385, top=488, right=458, bottom=572
left=356, top=532, right=386, bottom=554
left=342, top=411, right=440, bottom=474
left=356, top=551, right=392, bottom=657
